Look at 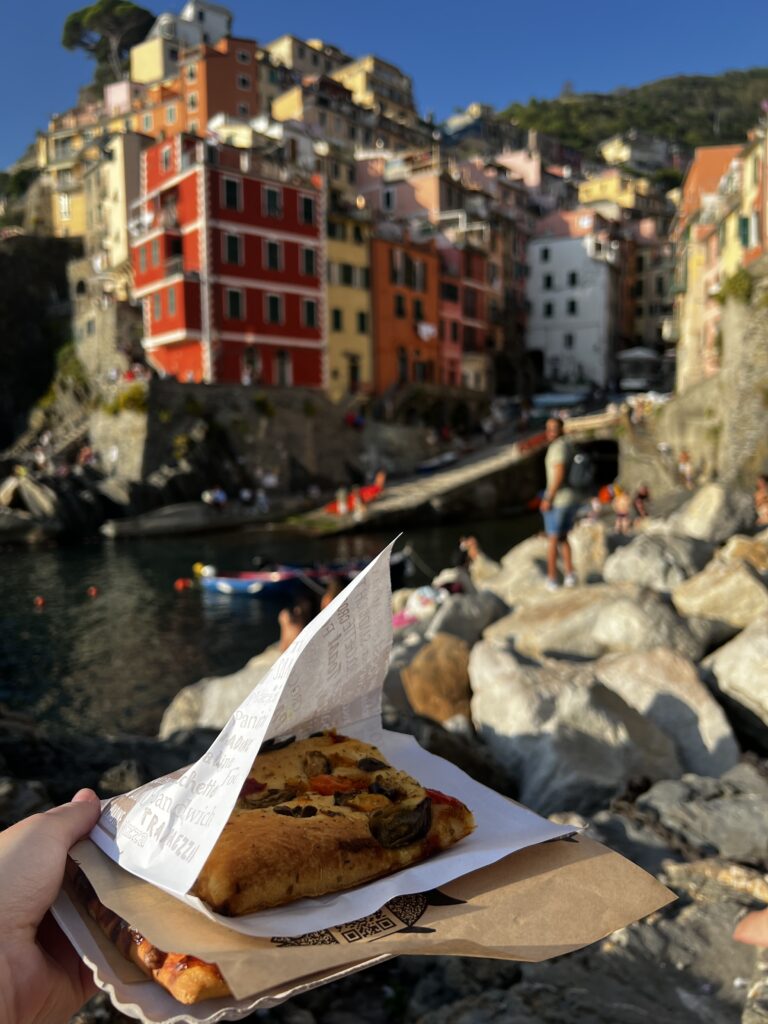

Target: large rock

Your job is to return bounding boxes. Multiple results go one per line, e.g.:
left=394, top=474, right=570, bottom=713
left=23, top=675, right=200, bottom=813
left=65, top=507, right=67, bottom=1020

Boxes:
left=672, top=559, right=768, bottom=631
left=701, top=615, right=768, bottom=742
left=592, top=647, right=739, bottom=776
left=484, top=584, right=704, bottom=661
left=568, top=519, right=610, bottom=582
left=400, top=633, right=472, bottom=730
left=158, top=644, right=281, bottom=738
left=667, top=482, right=754, bottom=543
left=469, top=642, right=680, bottom=815
left=602, top=532, right=713, bottom=592
left=717, top=534, right=768, bottom=575
left=483, top=534, right=550, bottom=604
left=636, top=762, right=768, bottom=865
left=425, top=590, right=507, bottom=647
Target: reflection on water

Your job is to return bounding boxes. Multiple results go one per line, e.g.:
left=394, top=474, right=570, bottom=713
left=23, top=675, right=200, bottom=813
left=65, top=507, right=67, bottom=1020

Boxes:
left=0, top=516, right=538, bottom=736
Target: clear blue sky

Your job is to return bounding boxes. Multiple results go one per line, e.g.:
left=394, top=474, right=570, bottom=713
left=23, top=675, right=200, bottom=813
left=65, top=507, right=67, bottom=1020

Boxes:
left=4, top=0, right=768, bottom=169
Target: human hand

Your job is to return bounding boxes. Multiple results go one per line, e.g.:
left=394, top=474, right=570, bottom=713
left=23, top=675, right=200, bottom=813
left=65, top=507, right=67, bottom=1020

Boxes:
left=459, top=536, right=480, bottom=561
left=540, top=498, right=551, bottom=512
left=734, top=907, right=768, bottom=947
left=0, top=789, right=101, bottom=1024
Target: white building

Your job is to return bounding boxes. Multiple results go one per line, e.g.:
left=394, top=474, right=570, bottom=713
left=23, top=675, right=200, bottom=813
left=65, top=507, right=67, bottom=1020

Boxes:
left=131, top=2, right=232, bottom=83
left=526, top=232, right=621, bottom=388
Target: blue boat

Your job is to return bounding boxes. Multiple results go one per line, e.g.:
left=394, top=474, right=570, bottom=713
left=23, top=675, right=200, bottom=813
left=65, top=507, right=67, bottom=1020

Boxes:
left=196, top=552, right=410, bottom=598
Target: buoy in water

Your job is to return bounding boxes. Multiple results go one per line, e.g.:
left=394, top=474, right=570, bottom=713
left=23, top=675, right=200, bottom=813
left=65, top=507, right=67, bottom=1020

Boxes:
left=174, top=577, right=192, bottom=591
left=86, top=585, right=99, bottom=598
left=33, top=595, right=45, bottom=608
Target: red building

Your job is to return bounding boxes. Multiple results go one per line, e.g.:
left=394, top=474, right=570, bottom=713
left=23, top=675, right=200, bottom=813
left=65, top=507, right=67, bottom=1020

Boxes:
left=438, top=243, right=491, bottom=387
left=130, top=133, right=325, bottom=385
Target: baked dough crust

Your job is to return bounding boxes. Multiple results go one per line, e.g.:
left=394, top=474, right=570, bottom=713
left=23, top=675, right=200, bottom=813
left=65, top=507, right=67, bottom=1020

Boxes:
left=192, top=732, right=475, bottom=915
left=66, top=860, right=230, bottom=1005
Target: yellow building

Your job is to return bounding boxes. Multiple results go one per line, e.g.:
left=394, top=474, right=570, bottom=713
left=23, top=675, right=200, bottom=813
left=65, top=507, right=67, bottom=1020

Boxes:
left=263, top=34, right=351, bottom=78
left=326, top=205, right=373, bottom=402
left=35, top=106, right=106, bottom=238
left=578, top=168, right=667, bottom=218
left=130, top=34, right=180, bottom=85
left=331, top=56, right=417, bottom=126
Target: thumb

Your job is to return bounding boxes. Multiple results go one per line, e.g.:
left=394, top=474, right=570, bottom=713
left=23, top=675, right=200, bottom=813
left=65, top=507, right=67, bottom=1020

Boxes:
left=42, top=789, right=102, bottom=848
left=734, top=909, right=768, bottom=946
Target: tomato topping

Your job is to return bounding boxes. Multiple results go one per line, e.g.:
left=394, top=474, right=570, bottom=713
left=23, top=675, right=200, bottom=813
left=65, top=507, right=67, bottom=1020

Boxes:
left=425, top=788, right=465, bottom=809
left=240, top=778, right=266, bottom=797
left=308, top=774, right=369, bottom=795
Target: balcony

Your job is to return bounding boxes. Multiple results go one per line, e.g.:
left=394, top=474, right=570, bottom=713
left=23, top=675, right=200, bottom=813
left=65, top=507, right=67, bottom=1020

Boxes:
left=165, top=255, right=185, bottom=276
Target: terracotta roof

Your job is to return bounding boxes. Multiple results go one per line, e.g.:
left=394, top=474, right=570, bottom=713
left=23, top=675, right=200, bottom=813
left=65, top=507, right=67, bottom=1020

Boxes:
left=679, top=145, right=742, bottom=226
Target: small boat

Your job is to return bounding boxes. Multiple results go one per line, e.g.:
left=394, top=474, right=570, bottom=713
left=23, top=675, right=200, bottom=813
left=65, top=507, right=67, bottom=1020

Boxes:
left=196, top=551, right=411, bottom=598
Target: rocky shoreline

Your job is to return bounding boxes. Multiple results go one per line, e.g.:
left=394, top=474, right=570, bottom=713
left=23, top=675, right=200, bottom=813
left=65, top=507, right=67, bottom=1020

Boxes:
left=4, top=481, right=768, bottom=1023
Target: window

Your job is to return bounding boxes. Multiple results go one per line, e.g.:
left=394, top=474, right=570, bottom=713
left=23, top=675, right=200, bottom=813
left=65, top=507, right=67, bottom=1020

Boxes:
left=139, top=246, right=147, bottom=273
left=264, top=239, right=281, bottom=270
left=237, top=103, right=249, bottom=117
left=413, top=298, right=424, bottom=321
left=655, top=275, right=664, bottom=297
left=540, top=247, right=550, bottom=262
left=543, top=274, right=553, bottom=290
left=86, top=319, right=95, bottom=336
left=353, top=225, right=364, bottom=243
left=564, top=333, right=574, bottom=349
left=275, top=350, right=292, bottom=386
left=636, top=255, right=644, bottom=272
left=265, top=294, right=282, bottom=324
left=451, top=321, right=458, bottom=341
left=636, top=304, right=644, bottom=318
left=413, top=260, right=426, bottom=292
left=142, top=113, right=153, bottom=131
left=151, top=238, right=160, bottom=266
left=161, top=146, right=171, bottom=171
left=168, top=287, right=176, bottom=316
left=382, top=187, right=395, bottom=212
left=341, top=263, right=354, bottom=286
left=347, top=165, right=355, bottom=185
left=567, top=299, right=577, bottom=315
left=237, top=74, right=251, bottom=90
left=223, top=177, right=241, bottom=210
left=226, top=289, right=244, bottom=320
left=311, top=52, right=318, bottom=66
left=224, top=233, right=242, bottom=265
left=188, top=92, right=198, bottom=110
left=169, top=47, right=178, bottom=61
left=327, top=220, right=345, bottom=240
left=568, top=271, right=578, bottom=286
left=166, top=105, right=177, bottom=125
left=303, top=299, right=317, bottom=328
left=153, top=293, right=162, bottom=321
left=189, top=121, right=199, bottom=134
left=237, top=49, right=250, bottom=64
left=300, top=195, right=315, bottom=224
left=301, top=247, right=316, bottom=276
left=543, top=302, right=553, bottom=318
left=186, top=64, right=197, bottom=82
left=360, top=267, right=370, bottom=288
left=357, top=311, right=368, bottom=334
left=263, top=186, right=282, bottom=217
left=332, top=308, right=343, bottom=331
left=394, top=294, right=406, bottom=318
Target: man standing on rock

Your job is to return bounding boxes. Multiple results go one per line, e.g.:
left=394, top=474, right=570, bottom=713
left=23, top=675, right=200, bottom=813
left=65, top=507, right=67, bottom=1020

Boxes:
left=539, top=417, right=581, bottom=591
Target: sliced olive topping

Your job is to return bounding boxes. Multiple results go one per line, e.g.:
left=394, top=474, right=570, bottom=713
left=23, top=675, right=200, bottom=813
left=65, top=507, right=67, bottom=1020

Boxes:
left=369, top=797, right=432, bottom=849
left=303, top=750, right=333, bottom=777
left=369, top=779, right=402, bottom=802
left=259, top=735, right=295, bottom=753
left=274, top=804, right=318, bottom=818
left=358, top=757, right=389, bottom=772
left=244, top=787, right=298, bottom=808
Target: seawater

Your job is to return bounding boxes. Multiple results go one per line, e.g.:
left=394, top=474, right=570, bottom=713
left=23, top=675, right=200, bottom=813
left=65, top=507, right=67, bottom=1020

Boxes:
left=0, top=516, right=538, bottom=736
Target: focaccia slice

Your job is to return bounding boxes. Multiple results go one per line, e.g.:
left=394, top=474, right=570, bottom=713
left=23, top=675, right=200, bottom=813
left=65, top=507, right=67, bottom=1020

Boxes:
left=191, top=731, right=474, bottom=916
left=65, top=860, right=230, bottom=1005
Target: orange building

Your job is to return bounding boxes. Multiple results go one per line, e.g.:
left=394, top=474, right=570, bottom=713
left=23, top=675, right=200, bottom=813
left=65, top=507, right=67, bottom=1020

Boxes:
left=125, top=37, right=262, bottom=140
left=370, top=233, right=439, bottom=391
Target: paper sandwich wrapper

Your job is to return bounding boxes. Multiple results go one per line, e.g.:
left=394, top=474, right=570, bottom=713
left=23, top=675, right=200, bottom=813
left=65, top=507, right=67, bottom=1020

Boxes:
left=52, top=540, right=675, bottom=1022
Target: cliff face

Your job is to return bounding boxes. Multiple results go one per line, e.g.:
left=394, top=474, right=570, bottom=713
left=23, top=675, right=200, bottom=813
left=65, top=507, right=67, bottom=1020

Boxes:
left=634, top=283, right=768, bottom=490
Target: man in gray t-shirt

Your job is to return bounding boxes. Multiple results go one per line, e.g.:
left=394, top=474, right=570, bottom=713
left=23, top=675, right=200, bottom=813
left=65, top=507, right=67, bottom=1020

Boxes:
left=540, top=417, right=581, bottom=590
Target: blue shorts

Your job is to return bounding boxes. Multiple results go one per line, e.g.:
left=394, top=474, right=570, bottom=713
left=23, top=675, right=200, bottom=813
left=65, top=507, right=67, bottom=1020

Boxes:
left=542, top=504, right=578, bottom=538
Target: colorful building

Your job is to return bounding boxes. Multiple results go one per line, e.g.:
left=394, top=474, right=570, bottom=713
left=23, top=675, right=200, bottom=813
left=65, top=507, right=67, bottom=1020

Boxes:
left=578, top=168, right=669, bottom=220
left=326, top=201, right=373, bottom=401
left=130, top=133, right=325, bottom=385
left=129, top=1, right=233, bottom=84
left=370, top=230, right=439, bottom=391
left=331, top=55, right=418, bottom=126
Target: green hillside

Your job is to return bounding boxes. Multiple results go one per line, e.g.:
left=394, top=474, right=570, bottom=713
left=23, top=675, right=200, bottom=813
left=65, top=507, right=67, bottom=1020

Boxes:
left=501, top=67, right=768, bottom=156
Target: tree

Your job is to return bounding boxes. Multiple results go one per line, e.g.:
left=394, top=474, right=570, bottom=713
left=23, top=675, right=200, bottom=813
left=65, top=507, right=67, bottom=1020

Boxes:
left=62, top=0, right=155, bottom=84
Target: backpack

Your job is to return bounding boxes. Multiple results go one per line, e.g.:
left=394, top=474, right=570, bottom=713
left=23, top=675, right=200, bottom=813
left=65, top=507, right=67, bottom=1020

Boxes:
left=567, top=444, right=595, bottom=491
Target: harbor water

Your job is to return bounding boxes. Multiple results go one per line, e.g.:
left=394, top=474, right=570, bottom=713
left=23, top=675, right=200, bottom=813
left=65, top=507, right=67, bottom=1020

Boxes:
left=1, top=516, right=538, bottom=737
